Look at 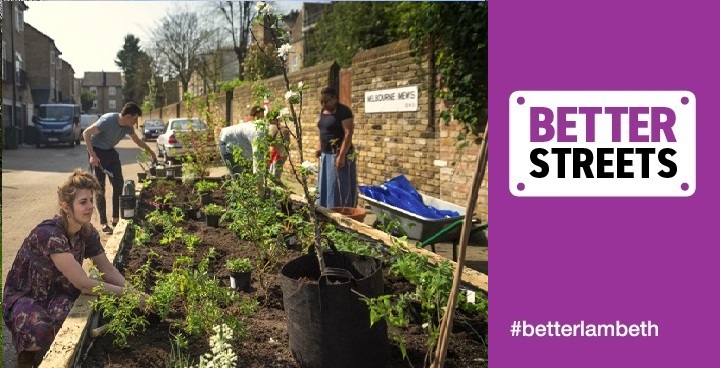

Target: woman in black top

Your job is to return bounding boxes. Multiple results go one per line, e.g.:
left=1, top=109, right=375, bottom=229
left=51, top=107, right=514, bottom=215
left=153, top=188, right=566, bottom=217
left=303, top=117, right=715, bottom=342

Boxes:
left=315, top=87, right=358, bottom=208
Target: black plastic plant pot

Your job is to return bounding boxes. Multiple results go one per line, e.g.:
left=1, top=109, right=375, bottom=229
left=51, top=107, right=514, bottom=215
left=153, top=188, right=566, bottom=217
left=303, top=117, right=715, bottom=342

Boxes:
left=120, top=195, right=137, bottom=219
left=206, top=214, right=220, bottom=227
left=137, top=172, right=147, bottom=181
left=230, top=271, right=252, bottom=292
left=283, top=232, right=301, bottom=250
left=280, top=251, right=388, bottom=368
left=200, top=191, right=212, bottom=205
left=185, top=206, right=201, bottom=220
left=149, top=166, right=157, bottom=177
left=156, top=167, right=167, bottom=178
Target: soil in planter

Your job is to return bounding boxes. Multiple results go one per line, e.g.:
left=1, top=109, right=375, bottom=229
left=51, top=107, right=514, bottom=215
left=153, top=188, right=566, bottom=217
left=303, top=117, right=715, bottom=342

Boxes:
left=83, top=181, right=487, bottom=368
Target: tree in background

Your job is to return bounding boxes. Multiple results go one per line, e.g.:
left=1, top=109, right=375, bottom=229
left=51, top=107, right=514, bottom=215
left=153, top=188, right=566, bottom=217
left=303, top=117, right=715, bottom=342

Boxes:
left=115, top=35, right=154, bottom=104
left=150, top=9, right=211, bottom=95
left=211, top=1, right=257, bottom=80
left=403, top=1, right=488, bottom=143
left=305, top=2, right=487, bottom=143
left=141, top=76, right=158, bottom=114
left=305, top=2, right=402, bottom=68
left=80, top=91, right=97, bottom=113
left=243, top=43, right=284, bottom=81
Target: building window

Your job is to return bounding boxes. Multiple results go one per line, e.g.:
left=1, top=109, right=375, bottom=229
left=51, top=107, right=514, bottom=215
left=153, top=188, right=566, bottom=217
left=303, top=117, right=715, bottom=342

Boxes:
left=50, top=76, right=55, bottom=89
left=90, top=87, right=97, bottom=95
left=57, top=60, right=62, bottom=70
left=109, top=100, right=116, bottom=110
left=292, top=55, right=298, bottom=69
left=50, top=50, right=55, bottom=65
left=15, top=52, right=23, bottom=74
left=15, top=6, right=24, bottom=32
left=92, top=100, right=98, bottom=109
left=109, top=86, right=116, bottom=96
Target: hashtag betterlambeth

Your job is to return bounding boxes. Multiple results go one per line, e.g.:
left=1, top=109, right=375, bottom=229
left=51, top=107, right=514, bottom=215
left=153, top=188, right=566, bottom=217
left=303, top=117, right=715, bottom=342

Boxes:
left=510, top=320, right=659, bottom=337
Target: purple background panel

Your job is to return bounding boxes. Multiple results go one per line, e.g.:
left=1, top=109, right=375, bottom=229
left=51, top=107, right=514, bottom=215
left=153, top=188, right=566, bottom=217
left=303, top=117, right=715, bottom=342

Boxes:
left=490, top=1, right=720, bottom=367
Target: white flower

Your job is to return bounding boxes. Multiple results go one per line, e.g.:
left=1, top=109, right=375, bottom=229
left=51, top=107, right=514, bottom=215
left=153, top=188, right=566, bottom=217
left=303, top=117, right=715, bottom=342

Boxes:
left=197, top=324, right=237, bottom=368
left=285, top=90, right=296, bottom=101
left=280, top=107, right=290, bottom=117
left=254, top=1, right=274, bottom=15
left=277, top=43, right=293, bottom=60
left=301, top=161, right=318, bottom=174
left=297, top=81, right=304, bottom=88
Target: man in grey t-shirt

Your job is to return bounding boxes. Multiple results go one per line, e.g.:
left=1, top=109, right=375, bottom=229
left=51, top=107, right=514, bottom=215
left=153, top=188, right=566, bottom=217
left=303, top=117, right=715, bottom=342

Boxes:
left=82, top=102, right=157, bottom=234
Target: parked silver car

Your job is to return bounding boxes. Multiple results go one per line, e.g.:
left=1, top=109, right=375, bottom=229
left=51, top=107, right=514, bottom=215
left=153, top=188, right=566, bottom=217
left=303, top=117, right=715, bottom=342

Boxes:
left=156, top=118, right=217, bottom=162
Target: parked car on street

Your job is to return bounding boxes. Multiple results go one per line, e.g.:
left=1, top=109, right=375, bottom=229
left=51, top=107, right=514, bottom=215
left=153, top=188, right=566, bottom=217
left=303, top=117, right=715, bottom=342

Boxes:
left=156, top=118, right=216, bottom=163
left=33, top=104, right=82, bottom=147
left=79, top=114, right=99, bottom=140
left=140, top=118, right=165, bottom=141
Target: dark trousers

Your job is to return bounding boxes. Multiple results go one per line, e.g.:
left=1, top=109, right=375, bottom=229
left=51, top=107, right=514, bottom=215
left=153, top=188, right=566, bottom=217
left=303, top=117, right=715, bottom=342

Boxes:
left=89, top=147, right=124, bottom=224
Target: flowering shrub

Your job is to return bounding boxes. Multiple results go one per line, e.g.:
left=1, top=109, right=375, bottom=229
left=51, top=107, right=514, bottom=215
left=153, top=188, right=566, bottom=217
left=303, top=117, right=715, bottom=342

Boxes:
left=197, top=324, right=238, bottom=368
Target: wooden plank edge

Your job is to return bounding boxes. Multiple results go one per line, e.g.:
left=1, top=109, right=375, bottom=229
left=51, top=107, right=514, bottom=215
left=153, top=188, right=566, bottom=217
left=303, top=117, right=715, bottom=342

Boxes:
left=290, top=194, right=489, bottom=293
left=40, top=219, right=130, bottom=368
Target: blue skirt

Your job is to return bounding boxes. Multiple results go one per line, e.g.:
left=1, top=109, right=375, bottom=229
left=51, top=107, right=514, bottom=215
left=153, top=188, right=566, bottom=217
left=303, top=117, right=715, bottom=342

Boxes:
left=317, top=152, right=358, bottom=208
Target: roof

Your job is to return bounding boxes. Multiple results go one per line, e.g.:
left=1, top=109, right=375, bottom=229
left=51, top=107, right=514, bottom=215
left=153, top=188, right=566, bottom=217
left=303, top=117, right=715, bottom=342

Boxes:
left=82, top=72, right=123, bottom=87
left=24, top=23, right=61, bottom=53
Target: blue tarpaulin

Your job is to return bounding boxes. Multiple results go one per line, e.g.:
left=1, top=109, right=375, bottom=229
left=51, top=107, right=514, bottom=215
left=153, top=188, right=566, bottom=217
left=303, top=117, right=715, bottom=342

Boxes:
left=359, top=175, right=460, bottom=219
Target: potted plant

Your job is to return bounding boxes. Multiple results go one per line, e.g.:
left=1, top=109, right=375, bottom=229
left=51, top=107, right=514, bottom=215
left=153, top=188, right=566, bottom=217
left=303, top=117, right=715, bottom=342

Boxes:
left=226, top=257, right=253, bottom=292
left=136, top=151, right=152, bottom=180
left=203, top=203, right=224, bottom=227
left=184, top=197, right=202, bottom=220
left=250, top=5, right=385, bottom=367
left=196, top=180, right=218, bottom=205
left=155, top=164, right=167, bottom=178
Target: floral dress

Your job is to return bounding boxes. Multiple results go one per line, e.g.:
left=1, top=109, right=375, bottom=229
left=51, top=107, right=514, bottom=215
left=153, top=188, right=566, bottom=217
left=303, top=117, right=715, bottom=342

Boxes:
left=2, top=216, right=103, bottom=352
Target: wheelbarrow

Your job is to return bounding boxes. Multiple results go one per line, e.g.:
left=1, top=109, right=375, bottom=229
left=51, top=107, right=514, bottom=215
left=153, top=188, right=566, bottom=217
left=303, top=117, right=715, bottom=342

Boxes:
left=359, top=192, right=487, bottom=261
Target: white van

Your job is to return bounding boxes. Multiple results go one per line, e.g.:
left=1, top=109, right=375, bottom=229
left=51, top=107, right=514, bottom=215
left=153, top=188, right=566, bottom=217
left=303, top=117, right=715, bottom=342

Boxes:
left=80, top=114, right=99, bottom=139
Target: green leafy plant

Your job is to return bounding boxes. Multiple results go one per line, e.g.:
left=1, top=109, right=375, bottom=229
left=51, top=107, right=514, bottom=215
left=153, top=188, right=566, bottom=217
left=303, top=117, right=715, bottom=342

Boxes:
left=136, top=150, right=153, bottom=171
left=90, top=267, right=151, bottom=347
left=226, top=257, right=253, bottom=273
left=133, top=224, right=151, bottom=246
left=203, top=203, right=224, bottom=216
left=179, top=93, right=224, bottom=178
left=195, top=180, right=219, bottom=193
left=165, top=332, right=192, bottom=368
left=150, top=252, right=248, bottom=338
left=183, top=234, right=201, bottom=253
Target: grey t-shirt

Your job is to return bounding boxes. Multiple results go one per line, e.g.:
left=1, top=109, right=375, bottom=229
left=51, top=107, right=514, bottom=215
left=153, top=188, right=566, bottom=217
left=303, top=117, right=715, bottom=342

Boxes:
left=219, top=121, right=265, bottom=160
left=90, top=113, right=135, bottom=150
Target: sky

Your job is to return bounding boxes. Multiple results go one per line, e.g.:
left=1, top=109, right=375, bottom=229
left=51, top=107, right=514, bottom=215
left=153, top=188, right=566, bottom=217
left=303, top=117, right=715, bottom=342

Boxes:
left=24, top=1, right=303, bottom=79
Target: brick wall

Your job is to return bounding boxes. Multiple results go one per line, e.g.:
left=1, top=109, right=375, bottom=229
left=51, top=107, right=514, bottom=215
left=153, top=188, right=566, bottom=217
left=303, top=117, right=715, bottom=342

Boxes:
left=350, top=40, right=487, bottom=220
left=143, top=43, right=488, bottom=220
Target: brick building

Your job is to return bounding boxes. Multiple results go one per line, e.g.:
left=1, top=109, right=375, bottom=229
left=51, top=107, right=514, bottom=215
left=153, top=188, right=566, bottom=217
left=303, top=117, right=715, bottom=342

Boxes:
left=24, top=23, right=63, bottom=105
left=2, top=1, right=33, bottom=147
left=81, top=71, right=124, bottom=115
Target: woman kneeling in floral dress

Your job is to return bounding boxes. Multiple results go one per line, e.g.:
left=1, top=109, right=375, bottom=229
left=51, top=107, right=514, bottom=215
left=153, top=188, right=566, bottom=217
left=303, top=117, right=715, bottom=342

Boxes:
left=3, top=169, right=148, bottom=367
